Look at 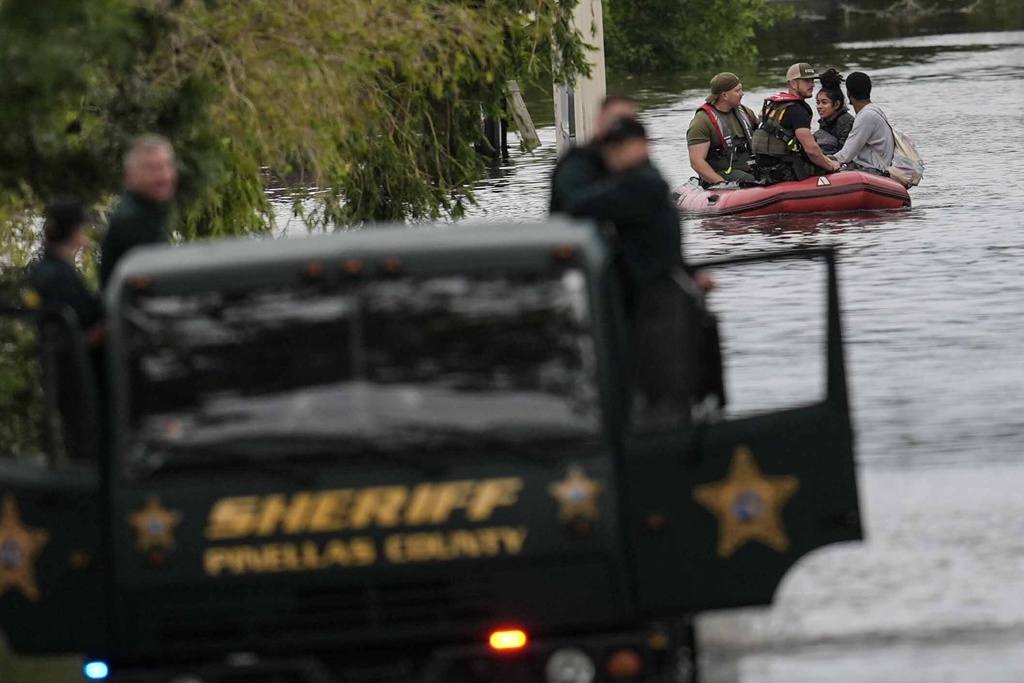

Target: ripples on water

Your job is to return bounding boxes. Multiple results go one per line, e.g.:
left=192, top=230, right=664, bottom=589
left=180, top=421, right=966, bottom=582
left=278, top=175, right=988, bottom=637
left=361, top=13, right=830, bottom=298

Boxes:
left=467, top=29, right=1024, bottom=681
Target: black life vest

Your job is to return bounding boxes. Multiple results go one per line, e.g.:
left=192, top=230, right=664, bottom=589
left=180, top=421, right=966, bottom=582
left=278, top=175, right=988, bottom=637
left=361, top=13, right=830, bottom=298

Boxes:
left=752, top=93, right=811, bottom=157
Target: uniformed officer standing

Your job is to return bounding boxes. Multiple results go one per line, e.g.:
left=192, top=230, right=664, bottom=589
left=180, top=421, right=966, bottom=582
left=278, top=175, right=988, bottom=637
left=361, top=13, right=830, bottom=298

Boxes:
left=548, top=95, right=639, bottom=215
left=99, top=134, right=178, bottom=290
left=559, top=118, right=725, bottom=425
left=25, top=196, right=105, bottom=347
left=25, top=196, right=105, bottom=459
left=560, top=118, right=683, bottom=288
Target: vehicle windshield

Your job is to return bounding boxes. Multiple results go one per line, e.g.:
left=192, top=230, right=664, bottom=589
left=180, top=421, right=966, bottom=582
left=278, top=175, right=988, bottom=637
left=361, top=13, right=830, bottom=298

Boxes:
left=123, top=269, right=601, bottom=474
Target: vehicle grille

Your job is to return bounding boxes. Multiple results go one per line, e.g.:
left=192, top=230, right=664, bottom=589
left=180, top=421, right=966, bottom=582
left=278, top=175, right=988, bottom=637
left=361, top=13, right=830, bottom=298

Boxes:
left=129, top=575, right=496, bottom=653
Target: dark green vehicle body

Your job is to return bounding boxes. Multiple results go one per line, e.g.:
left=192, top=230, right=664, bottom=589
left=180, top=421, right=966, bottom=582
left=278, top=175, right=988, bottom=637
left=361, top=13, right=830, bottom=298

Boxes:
left=0, top=220, right=860, bottom=682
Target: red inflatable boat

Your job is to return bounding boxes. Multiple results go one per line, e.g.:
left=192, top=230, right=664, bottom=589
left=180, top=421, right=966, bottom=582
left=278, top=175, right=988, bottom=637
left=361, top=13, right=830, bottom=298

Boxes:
left=674, top=171, right=911, bottom=217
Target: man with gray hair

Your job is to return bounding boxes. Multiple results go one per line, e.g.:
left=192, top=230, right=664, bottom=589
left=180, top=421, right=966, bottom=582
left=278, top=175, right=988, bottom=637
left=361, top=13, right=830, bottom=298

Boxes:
left=99, top=134, right=178, bottom=289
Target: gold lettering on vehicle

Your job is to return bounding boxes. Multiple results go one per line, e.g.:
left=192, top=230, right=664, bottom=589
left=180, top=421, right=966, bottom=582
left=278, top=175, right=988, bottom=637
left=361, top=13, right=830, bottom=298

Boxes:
left=202, top=478, right=528, bottom=576
left=204, top=527, right=530, bottom=577
left=205, top=478, right=524, bottom=540
left=383, top=527, right=528, bottom=564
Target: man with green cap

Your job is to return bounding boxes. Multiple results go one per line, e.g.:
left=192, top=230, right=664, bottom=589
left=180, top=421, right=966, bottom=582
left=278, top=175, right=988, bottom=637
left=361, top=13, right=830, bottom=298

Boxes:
left=751, top=62, right=840, bottom=184
left=686, top=72, right=759, bottom=188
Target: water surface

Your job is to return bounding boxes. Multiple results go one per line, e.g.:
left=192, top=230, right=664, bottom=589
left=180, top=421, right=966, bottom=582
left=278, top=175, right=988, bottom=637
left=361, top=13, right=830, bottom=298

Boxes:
left=468, top=28, right=1024, bottom=682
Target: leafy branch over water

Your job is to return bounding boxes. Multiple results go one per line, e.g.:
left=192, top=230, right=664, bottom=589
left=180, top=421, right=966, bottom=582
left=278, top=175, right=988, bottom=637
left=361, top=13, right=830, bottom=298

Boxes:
left=0, top=0, right=590, bottom=257
left=0, top=0, right=589, bottom=459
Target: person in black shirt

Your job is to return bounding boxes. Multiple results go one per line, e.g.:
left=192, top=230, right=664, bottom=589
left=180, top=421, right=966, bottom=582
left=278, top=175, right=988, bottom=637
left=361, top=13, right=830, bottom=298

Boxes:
left=563, top=118, right=724, bottom=425
left=25, top=196, right=105, bottom=459
left=25, top=196, right=105, bottom=347
left=562, top=118, right=683, bottom=287
left=548, top=95, right=638, bottom=214
left=99, top=134, right=178, bottom=289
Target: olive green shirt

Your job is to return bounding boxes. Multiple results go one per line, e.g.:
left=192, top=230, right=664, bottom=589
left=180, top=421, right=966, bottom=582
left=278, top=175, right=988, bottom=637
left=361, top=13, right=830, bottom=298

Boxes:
left=686, top=105, right=758, bottom=148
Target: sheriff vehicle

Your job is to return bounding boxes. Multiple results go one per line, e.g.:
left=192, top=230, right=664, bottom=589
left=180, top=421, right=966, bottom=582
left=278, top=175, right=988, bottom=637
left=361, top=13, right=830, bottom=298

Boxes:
left=0, top=219, right=861, bottom=683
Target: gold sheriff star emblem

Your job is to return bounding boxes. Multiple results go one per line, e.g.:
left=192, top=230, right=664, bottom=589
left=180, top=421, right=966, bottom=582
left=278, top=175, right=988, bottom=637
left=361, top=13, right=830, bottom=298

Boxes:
left=549, top=464, right=602, bottom=521
left=128, top=497, right=183, bottom=551
left=0, top=494, right=50, bottom=601
left=693, top=446, right=799, bottom=558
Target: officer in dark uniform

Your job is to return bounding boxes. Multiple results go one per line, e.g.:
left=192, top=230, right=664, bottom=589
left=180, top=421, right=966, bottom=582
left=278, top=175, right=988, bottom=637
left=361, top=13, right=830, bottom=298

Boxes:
left=548, top=95, right=638, bottom=214
left=561, top=118, right=725, bottom=427
left=25, top=196, right=105, bottom=459
left=561, top=117, right=683, bottom=287
left=99, top=134, right=178, bottom=290
left=25, top=196, right=105, bottom=345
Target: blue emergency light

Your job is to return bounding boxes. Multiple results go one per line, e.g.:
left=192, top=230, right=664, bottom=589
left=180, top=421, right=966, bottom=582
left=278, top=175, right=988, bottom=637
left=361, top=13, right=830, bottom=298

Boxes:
left=84, top=660, right=110, bottom=680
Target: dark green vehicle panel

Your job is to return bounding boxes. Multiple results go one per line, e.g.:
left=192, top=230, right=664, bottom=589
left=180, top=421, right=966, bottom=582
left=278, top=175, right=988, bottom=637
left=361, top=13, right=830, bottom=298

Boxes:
left=111, top=456, right=628, bottom=657
left=105, top=222, right=633, bottom=659
left=0, top=221, right=862, bottom=671
left=0, top=309, right=105, bottom=654
left=621, top=248, right=861, bottom=613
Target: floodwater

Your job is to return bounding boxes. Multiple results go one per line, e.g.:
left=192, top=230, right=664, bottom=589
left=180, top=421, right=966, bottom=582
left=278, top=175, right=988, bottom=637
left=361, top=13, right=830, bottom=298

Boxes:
left=467, top=22, right=1024, bottom=683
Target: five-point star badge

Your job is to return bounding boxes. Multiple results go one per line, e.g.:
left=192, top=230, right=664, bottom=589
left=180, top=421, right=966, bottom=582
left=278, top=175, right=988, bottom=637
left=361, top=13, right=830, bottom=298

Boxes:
left=549, top=464, right=602, bottom=521
left=693, top=446, right=799, bottom=558
left=0, top=494, right=50, bottom=601
left=128, top=497, right=183, bottom=551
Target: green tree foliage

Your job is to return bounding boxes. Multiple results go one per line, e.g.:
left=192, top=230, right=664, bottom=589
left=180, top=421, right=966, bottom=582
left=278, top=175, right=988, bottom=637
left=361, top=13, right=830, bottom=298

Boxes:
left=0, top=0, right=587, bottom=460
left=604, top=0, right=788, bottom=72
left=160, top=0, right=589, bottom=232
left=0, top=0, right=589, bottom=250
left=0, top=316, right=48, bottom=463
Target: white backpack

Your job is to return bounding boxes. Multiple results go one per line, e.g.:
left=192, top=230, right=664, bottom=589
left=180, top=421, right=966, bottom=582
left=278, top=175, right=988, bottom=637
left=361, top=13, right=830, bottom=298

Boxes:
left=876, top=108, right=925, bottom=188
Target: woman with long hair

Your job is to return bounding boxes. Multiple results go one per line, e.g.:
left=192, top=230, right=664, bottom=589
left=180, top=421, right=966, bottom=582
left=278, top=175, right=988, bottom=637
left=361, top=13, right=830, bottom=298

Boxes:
left=814, top=68, right=855, bottom=155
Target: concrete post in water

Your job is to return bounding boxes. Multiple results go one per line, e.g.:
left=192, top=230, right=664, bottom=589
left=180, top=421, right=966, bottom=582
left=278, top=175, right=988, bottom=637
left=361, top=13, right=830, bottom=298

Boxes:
left=506, top=80, right=541, bottom=152
left=553, top=0, right=607, bottom=156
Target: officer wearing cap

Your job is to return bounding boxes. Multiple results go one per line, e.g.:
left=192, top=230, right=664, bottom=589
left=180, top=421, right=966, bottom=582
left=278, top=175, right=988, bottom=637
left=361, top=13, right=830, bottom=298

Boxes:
left=750, top=62, right=840, bottom=184
left=686, top=72, right=759, bottom=188
left=564, top=117, right=723, bottom=424
left=562, top=117, right=683, bottom=288
left=549, top=95, right=639, bottom=214
left=25, top=196, right=105, bottom=347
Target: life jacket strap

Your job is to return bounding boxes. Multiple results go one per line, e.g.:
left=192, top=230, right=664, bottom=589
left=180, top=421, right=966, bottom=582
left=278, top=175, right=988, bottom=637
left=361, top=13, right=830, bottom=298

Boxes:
left=759, top=100, right=802, bottom=152
left=698, top=104, right=756, bottom=162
